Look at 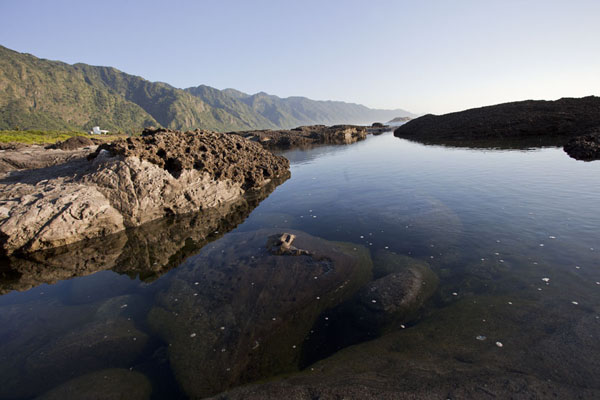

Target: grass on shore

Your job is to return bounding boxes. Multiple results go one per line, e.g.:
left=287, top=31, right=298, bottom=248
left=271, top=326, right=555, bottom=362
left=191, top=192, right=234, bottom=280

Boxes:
left=0, top=130, right=127, bottom=144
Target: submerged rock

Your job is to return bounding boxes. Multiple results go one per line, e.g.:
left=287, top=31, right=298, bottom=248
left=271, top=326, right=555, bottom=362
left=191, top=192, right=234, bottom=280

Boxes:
left=300, top=251, right=438, bottom=366
left=0, top=128, right=289, bottom=255
left=147, top=229, right=372, bottom=398
left=563, top=131, right=600, bottom=161
left=36, top=368, right=152, bottom=400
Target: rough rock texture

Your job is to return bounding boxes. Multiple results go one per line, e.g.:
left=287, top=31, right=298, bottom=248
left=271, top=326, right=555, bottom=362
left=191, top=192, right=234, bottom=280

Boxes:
left=229, top=125, right=370, bottom=149
left=563, top=131, right=600, bottom=161
left=0, top=177, right=286, bottom=294
left=394, top=96, right=600, bottom=145
left=0, top=129, right=289, bottom=255
left=37, top=369, right=152, bottom=400
left=147, top=229, right=372, bottom=398
left=96, top=128, right=288, bottom=186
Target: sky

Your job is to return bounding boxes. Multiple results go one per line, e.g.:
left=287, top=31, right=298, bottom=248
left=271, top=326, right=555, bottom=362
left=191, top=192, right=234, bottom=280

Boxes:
left=1, top=0, right=599, bottom=114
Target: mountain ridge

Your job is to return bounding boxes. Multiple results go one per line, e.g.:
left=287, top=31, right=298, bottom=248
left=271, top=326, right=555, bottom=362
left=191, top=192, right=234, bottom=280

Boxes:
left=0, top=45, right=414, bottom=132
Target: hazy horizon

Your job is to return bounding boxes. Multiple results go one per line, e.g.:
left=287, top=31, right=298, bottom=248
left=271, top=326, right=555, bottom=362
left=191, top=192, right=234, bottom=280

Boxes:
left=1, top=0, right=598, bottom=115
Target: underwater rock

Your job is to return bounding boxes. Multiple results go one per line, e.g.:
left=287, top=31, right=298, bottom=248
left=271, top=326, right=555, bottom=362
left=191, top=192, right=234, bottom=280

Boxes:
left=147, top=229, right=372, bottom=398
left=299, top=251, right=438, bottom=366
left=0, top=129, right=289, bottom=255
left=36, top=368, right=152, bottom=400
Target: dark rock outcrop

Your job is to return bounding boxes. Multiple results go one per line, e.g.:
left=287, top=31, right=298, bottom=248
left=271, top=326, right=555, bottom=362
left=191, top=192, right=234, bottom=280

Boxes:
left=0, top=129, right=289, bottom=255
left=563, top=131, right=600, bottom=161
left=394, top=96, right=600, bottom=145
left=229, top=125, right=369, bottom=149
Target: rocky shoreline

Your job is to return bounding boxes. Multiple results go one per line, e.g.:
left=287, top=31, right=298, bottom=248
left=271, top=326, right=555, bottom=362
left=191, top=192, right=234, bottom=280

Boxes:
left=394, top=96, right=600, bottom=160
left=229, top=124, right=390, bottom=149
left=0, top=128, right=289, bottom=255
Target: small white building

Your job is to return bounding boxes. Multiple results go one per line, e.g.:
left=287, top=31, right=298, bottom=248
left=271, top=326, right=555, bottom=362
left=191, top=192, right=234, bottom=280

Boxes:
left=90, top=126, right=109, bottom=135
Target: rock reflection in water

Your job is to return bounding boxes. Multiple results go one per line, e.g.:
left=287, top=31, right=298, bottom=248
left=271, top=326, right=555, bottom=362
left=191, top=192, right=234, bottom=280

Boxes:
left=148, top=228, right=373, bottom=398
left=0, top=175, right=289, bottom=294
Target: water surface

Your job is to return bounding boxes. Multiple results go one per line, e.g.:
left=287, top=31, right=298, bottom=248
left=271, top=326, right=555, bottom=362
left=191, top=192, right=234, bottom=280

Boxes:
left=1, top=132, right=599, bottom=398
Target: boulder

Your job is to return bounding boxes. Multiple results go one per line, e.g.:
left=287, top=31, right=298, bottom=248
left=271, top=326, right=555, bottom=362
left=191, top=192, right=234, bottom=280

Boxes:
left=0, top=129, right=289, bottom=255
left=147, top=229, right=372, bottom=398
left=563, top=131, right=600, bottom=161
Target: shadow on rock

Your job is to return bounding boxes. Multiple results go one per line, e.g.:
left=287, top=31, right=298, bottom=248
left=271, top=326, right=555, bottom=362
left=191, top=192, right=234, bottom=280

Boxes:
left=0, top=175, right=289, bottom=294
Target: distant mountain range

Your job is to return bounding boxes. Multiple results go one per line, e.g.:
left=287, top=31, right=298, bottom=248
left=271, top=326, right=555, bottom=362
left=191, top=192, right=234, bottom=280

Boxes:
left=0, top=45, right=414, bottom=132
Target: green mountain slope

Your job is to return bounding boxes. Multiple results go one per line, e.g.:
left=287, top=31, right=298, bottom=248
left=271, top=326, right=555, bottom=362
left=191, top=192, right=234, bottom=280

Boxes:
left=0, top=45, right=414, bottom=132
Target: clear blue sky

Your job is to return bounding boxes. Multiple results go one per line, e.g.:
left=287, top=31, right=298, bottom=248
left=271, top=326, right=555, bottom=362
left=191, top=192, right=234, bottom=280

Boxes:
left=1, top=0, right=599, bottom=114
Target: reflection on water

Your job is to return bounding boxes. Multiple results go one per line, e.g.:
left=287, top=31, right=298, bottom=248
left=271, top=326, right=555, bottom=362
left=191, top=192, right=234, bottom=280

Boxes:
left=0, top=132, right=599, bottom=398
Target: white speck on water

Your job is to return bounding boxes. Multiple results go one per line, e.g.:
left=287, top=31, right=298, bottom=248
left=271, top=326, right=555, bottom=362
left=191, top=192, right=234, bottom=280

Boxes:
left=385, top=246, right=389, bottom=249
left=542, top=277, right=550, bottom=282
left=476, top=335, right=486, bottom=341
left=369, top=243, right=373, bottom=246
left=120, top=304, right=128, bottom=309
left=533, top=262, right=538, bottom=265
left=572, top=301, right=579, bottom=305
left=452, top=292, right=458, bottom=296
left=226, top=368, right=230, bottom=371
left=194, top=293, right=198, bottom=296
left=316, top=296, right=320, bottom=300
left=371, top=299, right=377, bottom=303
left=496, top=240, right=501, bottom=243
left=508, top=302, right=513, bottom=305
left=400, top=324, right=406, bottom=329
left=596, top=282, right=600, bottom=285
left=360, top=235, right=364, bottom=239
left=353, top=248, right=357, bottom=250
left=325, top=317, right=329, bottom=320
left=194, top=282, right=199, bottom=285
left=539, top=244, right=544, bottom=247
left=575, top=266, right=581, bottom=269
left=220, top=326, right=225, bottom=330
left=292, top=345, right=296, bottom=349
left=499, top=259, right=505, bottom=263
left=494, top=252, right=500, bottom=256
left=221, top=348, right=226, bottom=352
left=190, top=333, right=197, bottom=338
left=313, top=215, right=317, bottom=218
left=496, top=341, right=503, bottom=348
left=430, top=255, right=434, bottom=259
left=309, top=209, right=312, bottom=212
left=549, top=236, right=556, bottom=239
left=481, top=258, right=485, bottom=261
left=300, top=216, right=303, bottom=218
left=133, top=337, right=137, bottom=341
left=537, top=288, right=542, bottom=291
left=272, top=317, right=277, bottom=321
left=314, top=276, right=318, bottom=280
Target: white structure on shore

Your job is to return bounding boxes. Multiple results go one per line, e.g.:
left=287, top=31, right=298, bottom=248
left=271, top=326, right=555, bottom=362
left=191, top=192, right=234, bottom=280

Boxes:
left=90, top=126, right=109, bottom=135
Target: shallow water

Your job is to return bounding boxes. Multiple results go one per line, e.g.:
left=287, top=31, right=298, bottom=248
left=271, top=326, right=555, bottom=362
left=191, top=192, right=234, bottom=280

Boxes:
left=1, top=132, right=599, bottom=398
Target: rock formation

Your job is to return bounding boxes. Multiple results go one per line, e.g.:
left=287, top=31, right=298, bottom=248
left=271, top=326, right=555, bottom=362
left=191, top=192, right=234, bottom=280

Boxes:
left=0, top=128, right=289, bottom=255
left=147, top=229, right=372, bottom=398
left=563, top=131, right=600, bottom=161
left=394, top=96, right=600, bottom=145
left=229, top=125, right=370, bottom=149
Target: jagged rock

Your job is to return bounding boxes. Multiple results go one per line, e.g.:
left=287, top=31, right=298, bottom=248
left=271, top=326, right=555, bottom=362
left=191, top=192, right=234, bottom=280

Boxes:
left=0, top=144, right=95, bottom=174
left=0, top=129, right=289, bottom=255
left=229, top=125, right=369, bottom=149
left=36, top=369, right=152, bottom=400
left=563, top=131, right=600, bottom=161
left=147, top=229, right=372, bottom=398
left=394, top=96, right=600, bottom=145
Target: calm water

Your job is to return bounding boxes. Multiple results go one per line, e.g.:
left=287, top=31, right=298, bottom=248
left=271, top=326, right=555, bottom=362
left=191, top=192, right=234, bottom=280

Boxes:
left=0, top=132, right=599, bottom=398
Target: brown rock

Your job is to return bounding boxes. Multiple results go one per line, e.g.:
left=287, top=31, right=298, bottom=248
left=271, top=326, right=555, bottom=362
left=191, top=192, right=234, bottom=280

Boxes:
left=0, top=129, right=289, bottom=255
